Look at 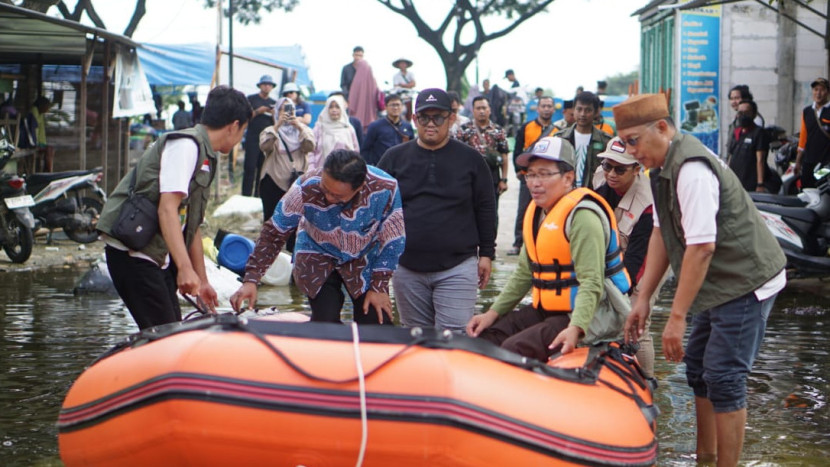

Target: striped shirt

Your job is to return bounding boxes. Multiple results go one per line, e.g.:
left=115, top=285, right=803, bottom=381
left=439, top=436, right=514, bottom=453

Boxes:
left=243, top=166, right=406, bottom=299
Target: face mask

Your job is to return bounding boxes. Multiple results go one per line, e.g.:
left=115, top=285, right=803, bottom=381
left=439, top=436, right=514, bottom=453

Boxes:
left=738, top=115, right=753, bottom=128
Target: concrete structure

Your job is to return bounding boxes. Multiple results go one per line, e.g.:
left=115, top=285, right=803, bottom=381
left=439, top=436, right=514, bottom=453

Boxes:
left=634, top=0, right=828, bottom=155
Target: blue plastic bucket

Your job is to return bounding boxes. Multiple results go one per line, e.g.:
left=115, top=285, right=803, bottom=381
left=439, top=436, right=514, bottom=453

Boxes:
left=217, top=234, right=255, bottom=275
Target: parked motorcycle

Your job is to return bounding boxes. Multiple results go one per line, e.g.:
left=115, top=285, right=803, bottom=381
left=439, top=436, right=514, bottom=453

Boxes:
left=0, top=139, right=36, bottom=263
left=754, top=164, right=830, bottom=278
left=26, top=167, right=106, bottom=244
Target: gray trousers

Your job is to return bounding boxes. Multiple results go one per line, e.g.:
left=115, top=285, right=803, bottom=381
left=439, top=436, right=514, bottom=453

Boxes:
left=392, top=256, right=479, bottom=333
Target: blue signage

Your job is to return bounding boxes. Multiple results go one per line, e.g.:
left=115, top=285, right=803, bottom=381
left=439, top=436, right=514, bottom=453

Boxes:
left=679, top=7, right=721, bottom=154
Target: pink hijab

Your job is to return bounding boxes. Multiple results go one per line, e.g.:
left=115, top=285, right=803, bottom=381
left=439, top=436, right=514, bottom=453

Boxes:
left=348, top=59, right=379, bottom=130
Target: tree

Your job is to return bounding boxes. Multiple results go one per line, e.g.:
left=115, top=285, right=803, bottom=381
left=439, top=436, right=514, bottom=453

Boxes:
left=205, top=0, right=557, bottom=91
left=376, top=1, right=556, bottom=91
left=604, top=70, right=639, bottom=96
left=2, top=0, right=147, bottom=37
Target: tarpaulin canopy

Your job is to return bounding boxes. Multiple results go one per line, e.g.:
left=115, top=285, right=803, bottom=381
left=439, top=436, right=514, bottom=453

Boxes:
left=137, top=42, right=312, bottom=89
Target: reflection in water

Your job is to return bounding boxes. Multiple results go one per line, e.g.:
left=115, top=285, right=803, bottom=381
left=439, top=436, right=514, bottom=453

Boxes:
left=0, top=267, right=828, bottom=464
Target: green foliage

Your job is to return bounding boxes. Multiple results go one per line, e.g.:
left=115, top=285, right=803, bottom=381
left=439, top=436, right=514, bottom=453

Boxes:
left=603, top=70, right=639, bottom=95
left=203, top=0, right=299, bottom=25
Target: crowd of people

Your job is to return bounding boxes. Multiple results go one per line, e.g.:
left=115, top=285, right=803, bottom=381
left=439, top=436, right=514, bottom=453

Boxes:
left=97, top=47, right=830, bottom=463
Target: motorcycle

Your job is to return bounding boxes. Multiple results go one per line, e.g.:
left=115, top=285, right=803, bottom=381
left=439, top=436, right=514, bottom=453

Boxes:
left=26, top=166, right=106, bottom=244
left=754, top=164, right=830, bottom=278
left=0, top=139, right=36, bottom=263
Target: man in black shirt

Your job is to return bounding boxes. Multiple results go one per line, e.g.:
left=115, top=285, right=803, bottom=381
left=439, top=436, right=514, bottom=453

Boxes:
left=340, top=46, right=363, bottom=101
left=242, top=74, right=277, bottom=196
left=378, top=88, right=496, bottom=333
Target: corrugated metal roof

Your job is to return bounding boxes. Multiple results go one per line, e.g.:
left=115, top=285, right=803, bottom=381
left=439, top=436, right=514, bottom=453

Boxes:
left=0, top=3, right=137, bottom=65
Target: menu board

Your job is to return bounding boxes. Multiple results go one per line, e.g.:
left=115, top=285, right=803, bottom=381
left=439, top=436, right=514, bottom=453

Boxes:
left=679, top=6, right=721, bottom=154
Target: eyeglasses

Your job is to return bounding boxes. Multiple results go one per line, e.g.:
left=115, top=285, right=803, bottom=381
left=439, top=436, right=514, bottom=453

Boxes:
left=622, top=122, right=657, bottom=148
left=416, top=113, right=449, bottom=126
left=525, top=171, right=561, bottom=182
left=601, top=161, right=635, bottom=175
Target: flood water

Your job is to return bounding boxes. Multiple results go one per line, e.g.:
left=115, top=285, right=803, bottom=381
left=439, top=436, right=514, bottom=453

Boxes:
left=0, top=263, right=828, bottom=465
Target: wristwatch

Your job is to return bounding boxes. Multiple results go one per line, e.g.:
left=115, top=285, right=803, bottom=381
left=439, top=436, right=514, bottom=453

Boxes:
left=500, top=178, right=508, bottom=183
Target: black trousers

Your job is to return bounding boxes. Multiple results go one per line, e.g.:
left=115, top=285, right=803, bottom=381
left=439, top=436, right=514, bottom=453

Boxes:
left=106, top=246, right=181, bottom=330
left=308, top=270, right=393, bottom=325
left=241, top=145, right=265, bottom=197
left=259, top=175, right=295, bottom=253
left=512, top=175, right=531, bottom=248
left=478, top=304, right=570, bottom=361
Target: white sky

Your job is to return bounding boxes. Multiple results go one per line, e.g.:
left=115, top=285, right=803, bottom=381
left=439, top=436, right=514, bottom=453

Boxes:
left=66, top=0, right=644, bottom=98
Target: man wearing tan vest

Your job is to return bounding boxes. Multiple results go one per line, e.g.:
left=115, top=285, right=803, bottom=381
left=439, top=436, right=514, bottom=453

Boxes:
left=617, top=94, right=786, bottom=466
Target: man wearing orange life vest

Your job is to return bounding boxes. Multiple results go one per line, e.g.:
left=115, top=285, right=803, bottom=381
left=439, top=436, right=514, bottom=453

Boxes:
left=467, top=136, right=630, bottom=360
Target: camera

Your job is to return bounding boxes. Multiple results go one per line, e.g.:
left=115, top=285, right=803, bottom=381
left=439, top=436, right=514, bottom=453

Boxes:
left=283, top=102, right=295, bottom=117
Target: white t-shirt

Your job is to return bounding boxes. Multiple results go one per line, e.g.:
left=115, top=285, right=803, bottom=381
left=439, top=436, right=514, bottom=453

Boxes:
left=159, top=138, right=199, bottom=196
left=104, top=138, right=200, bottom=266
left=393, top=71, right=415, bottom=90
left=653, top=160, right=785, bottom=300
left=573, top=130, right=591, bottom=186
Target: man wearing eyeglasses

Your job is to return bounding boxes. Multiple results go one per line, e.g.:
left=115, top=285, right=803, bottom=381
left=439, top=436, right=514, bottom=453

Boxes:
left=616, top=94, right=786, bottom=466
left=592, top=136, right=657, bottom=378
left=231, top=149, right=406, bottom=325
left=377, top=88, right=496, bottom=333
left=554, top=91, right=611, bottom=189
left=466, top=136, right=631, bottom=360
left=508, top=95, right=556, bottom=256
left=361, top=93, right=414, bottom=166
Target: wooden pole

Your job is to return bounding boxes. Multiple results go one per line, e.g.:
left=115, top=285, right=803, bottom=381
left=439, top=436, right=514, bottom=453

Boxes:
left=101, top=41, right=111, bottom=190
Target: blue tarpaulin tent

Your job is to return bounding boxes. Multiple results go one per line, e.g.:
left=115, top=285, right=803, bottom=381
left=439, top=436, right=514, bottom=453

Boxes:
left=137, top=42, right=312, bottom=88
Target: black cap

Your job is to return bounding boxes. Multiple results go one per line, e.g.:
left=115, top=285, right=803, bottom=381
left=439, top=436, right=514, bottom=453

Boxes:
left=563, top=100, right=574, bottom=110
left=505, top=69, right=515, bottom=78
left=415, top=88, right=451, bottom=113
left=811, top=77, right=829, bottom=89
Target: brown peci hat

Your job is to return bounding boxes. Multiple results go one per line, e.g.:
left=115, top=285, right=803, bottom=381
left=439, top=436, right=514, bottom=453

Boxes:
left=613, top=94, right=670, bottom=131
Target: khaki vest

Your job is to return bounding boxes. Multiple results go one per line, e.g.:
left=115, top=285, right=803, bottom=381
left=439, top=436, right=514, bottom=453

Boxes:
left=98, top=125, right=217, bottom=265
left=653, top=132, right=785, bottom=313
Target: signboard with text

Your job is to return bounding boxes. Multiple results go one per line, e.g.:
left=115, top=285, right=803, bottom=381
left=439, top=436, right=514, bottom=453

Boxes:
left=679, top=6, right=721, bottom=155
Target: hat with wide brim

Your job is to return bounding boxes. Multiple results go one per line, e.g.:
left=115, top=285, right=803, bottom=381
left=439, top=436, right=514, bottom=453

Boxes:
left=516, top=136, right=576, bottom=169
left=392, top=58, right=413, bottom=68
left=257, top=74, right=276, bottom=87
left=597, top=137, right=637, bottom=166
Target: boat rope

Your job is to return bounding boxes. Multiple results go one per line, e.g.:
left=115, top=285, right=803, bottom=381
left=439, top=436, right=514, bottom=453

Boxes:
left=239, top=319, right=427, bottom=385
left=351, top=322, right=368, bottom=467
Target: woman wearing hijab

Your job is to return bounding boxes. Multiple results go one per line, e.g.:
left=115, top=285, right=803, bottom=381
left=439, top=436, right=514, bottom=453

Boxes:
left=310, top=94, right=360, bottom=170
left=259, top=97, right=315, bottom=224
left=348, top=59, right=381, bottom=130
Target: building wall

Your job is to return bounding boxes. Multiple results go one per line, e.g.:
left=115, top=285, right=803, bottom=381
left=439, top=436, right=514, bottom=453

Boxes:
left=721, top=0, right=827, bottom=140
left=639, top=0, right=827, bottom=155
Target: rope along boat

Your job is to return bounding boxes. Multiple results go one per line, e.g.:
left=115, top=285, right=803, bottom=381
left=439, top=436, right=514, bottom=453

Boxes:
left=58, top=315, right=658, bottom=466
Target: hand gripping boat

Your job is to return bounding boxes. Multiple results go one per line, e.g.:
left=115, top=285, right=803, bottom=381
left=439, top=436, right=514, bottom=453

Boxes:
left=58, top=315, right=659, bottom=466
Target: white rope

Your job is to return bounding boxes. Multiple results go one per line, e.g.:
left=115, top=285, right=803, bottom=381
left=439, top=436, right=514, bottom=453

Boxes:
left=351, top=322, right=368, bottom=467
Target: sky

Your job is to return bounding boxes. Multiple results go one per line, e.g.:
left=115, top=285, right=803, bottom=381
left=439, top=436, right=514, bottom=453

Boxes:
left=66, top=0, right=645, bottom=98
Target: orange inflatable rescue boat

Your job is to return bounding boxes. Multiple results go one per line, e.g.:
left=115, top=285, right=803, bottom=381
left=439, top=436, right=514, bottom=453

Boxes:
left=58, top=315, right=658, bottom=466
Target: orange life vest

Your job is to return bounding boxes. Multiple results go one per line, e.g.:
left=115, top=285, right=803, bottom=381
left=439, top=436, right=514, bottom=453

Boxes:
left=523, top=188, right=631, bottom=312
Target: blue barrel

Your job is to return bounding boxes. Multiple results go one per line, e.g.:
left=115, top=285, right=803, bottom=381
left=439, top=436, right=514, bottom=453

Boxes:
left=217, top=234, right=255, bottom=275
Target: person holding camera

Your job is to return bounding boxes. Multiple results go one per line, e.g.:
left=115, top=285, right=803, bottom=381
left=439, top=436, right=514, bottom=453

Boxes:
left=259, top=97, right=315, bottom=239
left=310, top=94, right=360, bottom=170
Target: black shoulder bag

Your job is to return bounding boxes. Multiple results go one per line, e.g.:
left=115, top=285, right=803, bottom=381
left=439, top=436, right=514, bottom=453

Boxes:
left=110, top=169, right=159, bottom=251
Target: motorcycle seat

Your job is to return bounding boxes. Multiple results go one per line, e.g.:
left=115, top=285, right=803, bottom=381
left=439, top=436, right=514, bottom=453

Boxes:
left=756, top=203, right=820, bottom=224
left=749, top=192, right=806, bottom=207
left=27, top=168, right=101, bottom=185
